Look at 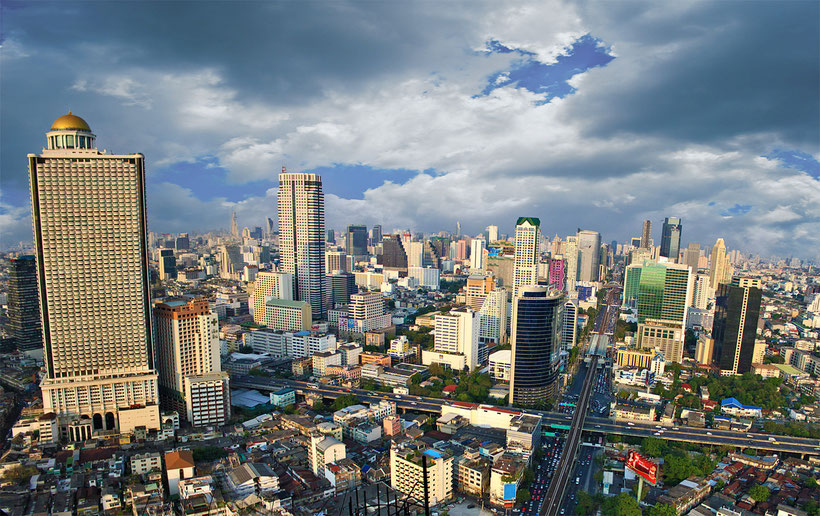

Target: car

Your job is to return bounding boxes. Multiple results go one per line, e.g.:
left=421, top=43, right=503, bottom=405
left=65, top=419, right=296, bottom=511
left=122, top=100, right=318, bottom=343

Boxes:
left=595, top=425, right=601, bottom=428
left=768, top=437, right=776, bottom=441
left=411, top=401, right=418, bottom=405
left=467, top=504, right=476, bottom=509
left=707, top=432, right=712, bottom=435
left=654, top=432, right=660, bottom=436
left=747, top=434, right=754, bottom=438
left=627, top=422, right=634, bottom=426
left=673, top=427, right=679, bottom=430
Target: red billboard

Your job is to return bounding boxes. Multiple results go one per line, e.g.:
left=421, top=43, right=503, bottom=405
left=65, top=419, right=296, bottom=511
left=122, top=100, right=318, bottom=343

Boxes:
left=626, top=450, right=658, bottom=485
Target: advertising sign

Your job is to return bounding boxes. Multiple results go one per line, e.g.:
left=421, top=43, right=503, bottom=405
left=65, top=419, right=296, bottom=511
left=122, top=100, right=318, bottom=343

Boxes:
left=503, top=483, right=517, bottom=503
left=626, top=450, right=658, bottom=485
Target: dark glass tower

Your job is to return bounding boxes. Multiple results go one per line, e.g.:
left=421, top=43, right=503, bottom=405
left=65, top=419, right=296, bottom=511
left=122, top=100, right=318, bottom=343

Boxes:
left=346, top=224, right=368, bottom=256
left=712, top=278, right=762, bottom=375
left=510, top=286, right=563, bottom=407
left=7, top=255, right=43, bottom=354
left=380, top=234, right=408, bottom=271
left=660, top=217, right=682, bottom=261
left=325, top=271, right=357, bottom=309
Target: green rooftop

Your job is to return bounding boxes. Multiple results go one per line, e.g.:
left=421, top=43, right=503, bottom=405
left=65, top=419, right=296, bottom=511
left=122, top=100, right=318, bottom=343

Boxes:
left=516, top=217, right=540, bottom=227
left=773, top=363, right=803, bottom=375
left=265, top=298, right=310, bottom=309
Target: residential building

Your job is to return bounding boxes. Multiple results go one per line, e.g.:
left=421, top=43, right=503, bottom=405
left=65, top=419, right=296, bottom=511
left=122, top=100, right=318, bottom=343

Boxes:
left=278, top=172, right=327, bottom=318
left=339, top=291, right=391, bottom=333
left=265, top=299, right=312, bottom=332
left=310, top=433, right=347, bottom=476
left=165, top=450, right=196, bottom=496
left=408, top=266, right=441, bottom=289
left=471, top=239, right=486, bottom=271
left=130, top=452, right=162, bottom=475
left=490, top=454, right=525, bottom=507
left=510, top=286, right=562, bottom=406
left=338, top=343, right=363, bottom=366
left=6, top=255, right=42, bottom=356
left=252, top=271, right=293, bottom=325
left=712, top=277, right=762, bottom=375
left=226, top=463, right=279, bottom=498
left=479, top=288, right=508, bottom=345
left=512, top=217, right=540, bottom=299
left=456, top=454, right=490, bottom=497
left=324, top=458, right=362, bottom=494
left=312, top=351, right=342, bottom=377
left=390, top=445, right=453, bottom=506
left=489, top=350, right=512, bottom=382
left=28, top=112, right=160, bottom=433
left=561, top=298, right=578, bottom=351
left=183, top=373, right=231, bottom=428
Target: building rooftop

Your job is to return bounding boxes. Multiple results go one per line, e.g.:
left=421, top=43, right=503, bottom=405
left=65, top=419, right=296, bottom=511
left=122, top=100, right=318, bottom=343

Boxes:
left=164, top=450, right=195, bottom=470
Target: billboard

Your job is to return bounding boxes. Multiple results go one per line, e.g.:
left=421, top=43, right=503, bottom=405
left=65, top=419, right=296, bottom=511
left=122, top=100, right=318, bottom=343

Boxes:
left=626, top=450, right=658, bottom=485
left=503, top=483, right=517, bottom=503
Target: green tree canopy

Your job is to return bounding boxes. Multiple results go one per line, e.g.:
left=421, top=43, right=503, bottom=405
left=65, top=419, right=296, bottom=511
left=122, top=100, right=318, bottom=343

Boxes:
left=331, top=394, right=360, bottom=411
left=647, top=504, right=678, bottom=516
left=601, top=493, right=641, bottom=516
left=748, top=485, right=770, bottom=502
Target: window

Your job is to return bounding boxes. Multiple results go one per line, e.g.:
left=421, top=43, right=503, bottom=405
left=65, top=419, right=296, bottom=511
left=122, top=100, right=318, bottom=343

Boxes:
left=66, top=135, right=75, bottom=148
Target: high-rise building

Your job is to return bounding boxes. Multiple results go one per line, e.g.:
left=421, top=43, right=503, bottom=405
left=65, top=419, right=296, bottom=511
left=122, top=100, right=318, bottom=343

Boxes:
left=466, top=275, right=496, bottom=310
left=712, top=278, right=763, bottom=376
left=406, top=241, right=424, bottom=268
left=683, top=243, right=701, bottom=271
left=345, top=224, right=368, bottom=257
left=327, top=229, right=335, bottom=244
left=659, top=217, right=682, bottom=262
left=158, top=248, right=177, bottom=281
left=175, top=233, right=190, bottom=251
left=390, top=444, right=453, bottom=506
left=29, top=113, right=160, bottom=433
left=640, top=220, right=651, bottom=249
left=709, top=238, right=732, bottom=289
left=510, top=286, right=562, bottom=407
left=370, top=225, right=382, bottom=244
left=153, top=297, right=229, bottom=426
left=278, top=172, right=327, bottom=318
left=486, top=225, right=499, bottom=242
left=564, top=236, right=578, bottom=292
left=512, top=218, right=540, bottom=299
left=576, top=230, right=601, bottom=283
left=549, top=257, right=566, bottom=291
left=381, top=235, right=408, bottom=272
left=231, top=211, right=239, bottom=239
left=692, top=274, right=713, bottom=310
left=7, top=256, right=43, bottom=356
left=325, top=251, right=348, bottom=273
left=561, top=298, right=578, bottom=352
left=252, top=272, right=294, bottom=326
left=633, top=261, right=694, bottom=363
left=471, top=239, right=486, bottom=271
left=423, top=307, right=480, bottom=371
left=326, top=271, right=356, bottom=309
left=266, top=217, right=275, bottom=237
left=479, top=288, right=508, bottom=345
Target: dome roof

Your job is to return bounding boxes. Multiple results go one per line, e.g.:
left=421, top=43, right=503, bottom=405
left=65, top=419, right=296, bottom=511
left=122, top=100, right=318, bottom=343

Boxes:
left=51, top=112, right=91, bottom=131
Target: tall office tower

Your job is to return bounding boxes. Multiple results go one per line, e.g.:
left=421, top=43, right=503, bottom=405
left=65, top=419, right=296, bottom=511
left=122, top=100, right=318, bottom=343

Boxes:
left=153, top=297, right=229, bottom=426
left=175, top=233, right=190, bottom=251
left=325, top=251, right=348, bottom=273
left=486, top=225, right=499, bottom=242
left=549, top=257, right=566, bottom=291
left=561, top=298, right=578, bottom=352
left=7, top=256, right=43, bottom=356
left=430, top=237, right=451, bottom=261
left=252, top=271, right=294, bottom=325
left=693, top=274, right=713, bottom=310
left=422, top=240, right=442, bottom=268
left=709, top=238, right=732, bottom=289
left=471, top=239, right=486, bottom=271
left=683, top=243, right=701, bottom=271
left=456, top=221, right=462, bottom=237
left=370, top=225, right=383, bottom=244
left=550, top=235, right=563, bottom=255
left=231, top=211, right=239, bottom=238
left=406, top=241, right=424, bottom=267
left=29, top=113, right=160, bottom=433
left=250, top=226, right=263, bottom=240
left=456, top=240, right=468, bottom=261
left=633, top=261, right=694, bottom=363
left=659, top=217, right=682, bottom=262
left=217, top=244, right=244, bottom=279
left=381, top=234, right=408, bottom=272
left=427, top=307, right=480, bottom=371
left=327, top=229, right=335, bottom=244
left=158, top=248, right=177, bottom=281
left=266, top=217, right=275, bottom=237
left=712, top=278, right=762, bottom=375
left=278, top=172, right=327, bottom=319
left=325, top=271, right=356, bottom=309
left=510, top=286, right=562, bottom=406
left=465, top=274, right=496, bottom=310
left=479, top=288, right=508, bottom=345
left=564, top=236, right=579, bottom=292
left=576, top=230, right=601, bottom=283
left=512, top=217, right=540, bottom=299
left=640, top=220, right=652, bottom=249
left=345, top=224, right=368, bottom=257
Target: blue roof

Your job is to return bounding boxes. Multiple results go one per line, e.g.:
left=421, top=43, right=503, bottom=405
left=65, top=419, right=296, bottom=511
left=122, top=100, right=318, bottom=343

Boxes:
left=361, top=465, right=372, bottom=473
left=273, top=388, right=295, bottom=395
left=720, top=398, right=761, bottom=411
left=294, top=330, right=311, bottom=336
left=713, top=415, right=731, bottom=421
left=424, top=449, right=443, bottom=459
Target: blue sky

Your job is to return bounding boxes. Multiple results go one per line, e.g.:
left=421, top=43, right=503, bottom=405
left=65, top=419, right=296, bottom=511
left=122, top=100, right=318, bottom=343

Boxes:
left=1, top=1, right=818, bottom=258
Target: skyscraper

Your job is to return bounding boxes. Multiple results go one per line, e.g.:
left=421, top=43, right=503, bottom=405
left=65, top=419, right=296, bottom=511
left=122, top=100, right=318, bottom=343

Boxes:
left=640, top=220, right=651, bottom=249
left=231, top=211, right=239, bottom=238
left=486, top=225, right=499, bottom=242
left=278, top=172, right=327, bottom=318
left=561, top=298, right=578, bottom=352
left=709, top=238, right=732, bottom=289
left=7, top=256, right=43, bottom=356
left=576, top=229, right=601, bottom=283
left=660, top=217, right=682, bottom=262
left=510, top=286, right=562, bottom=407
left=370, top=224, right=382, bottom=244
left=29, top=113, right=160, bottom=433
left=266, top=217, right=275, bottom=237
left=158, top=248, right=176, bottom=281
left=345, top=224, right=368, bottom=257
left=548, top=256, right=566, bottom=292
left=471, top=239, right=486, bottom=271
left=564, top=236, right=579, bottom=292
left=512, top=217, right=540, bottom=299
left=712, top=278, right=762, bottom=375
left=683, top=243, right=701, bottom=271
left=381, top=234, right=408, bottom=272
left=325, top=271, right=357, bottom=309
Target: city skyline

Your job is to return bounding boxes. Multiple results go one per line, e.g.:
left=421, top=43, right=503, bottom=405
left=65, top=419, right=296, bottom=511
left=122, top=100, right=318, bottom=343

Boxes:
left=1, top=1, right=818, bottom=259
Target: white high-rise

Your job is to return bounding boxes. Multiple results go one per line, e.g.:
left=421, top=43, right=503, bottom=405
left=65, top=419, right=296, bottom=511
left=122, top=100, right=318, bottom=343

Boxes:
left=471, top=239, right=486, bottom=271
left=486, top=225, right=499, bottom=242
left=479, top=288, right=508, bottom=345
left=564, top=236, right=578, bottom=292
left=512, top=218, right=540, bottom=299
left=278, top=172, right=327, bottom=318
left=28, top=113, right=160, bottom=434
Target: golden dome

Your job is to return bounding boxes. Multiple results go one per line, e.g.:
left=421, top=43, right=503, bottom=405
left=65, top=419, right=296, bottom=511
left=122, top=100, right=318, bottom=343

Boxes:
left=51, top=112, right=91, bottom=131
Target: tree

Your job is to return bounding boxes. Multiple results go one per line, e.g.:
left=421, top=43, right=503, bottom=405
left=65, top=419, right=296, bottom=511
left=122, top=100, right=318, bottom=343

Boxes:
left=192, top=446, right=229, bottom=462
left=516, top=488, right=531, bottom=503
left=331, top=394, right=360, bottom=411
left=601, top=493, right=641, bottom=516
left=641, top=437, right=667, bottom=458
left=575, top=491, right=601, bottom=515
left=647, top=504, right=678, bottom=516
left=748, top=485, right=770, bottom=502
left=2, top=465, right=38, bottom=483
left=804, top=477, right=818, bottom=489
left=283, top=404, right=297, bottom=414
left=765, top=355, right=785, bottom=364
